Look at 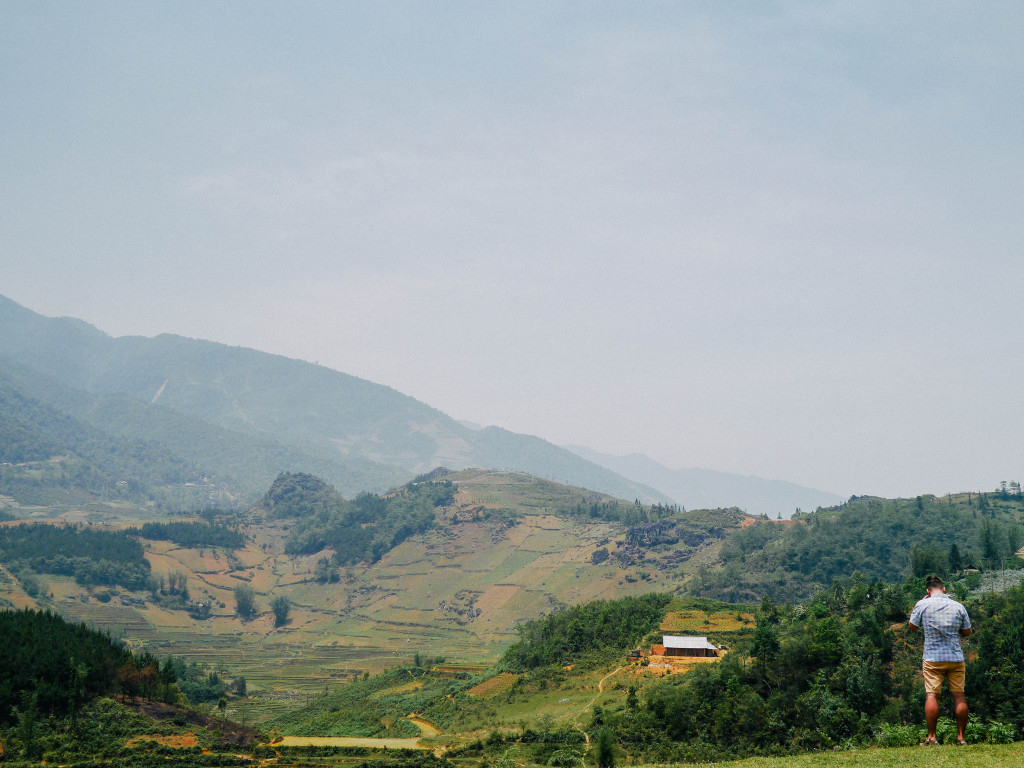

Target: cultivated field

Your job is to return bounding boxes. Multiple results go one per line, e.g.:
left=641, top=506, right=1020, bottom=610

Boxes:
left=1, top=471, right=742, bottom=726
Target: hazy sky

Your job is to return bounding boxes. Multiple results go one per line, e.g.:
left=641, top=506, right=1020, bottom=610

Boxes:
left=3, top=2, right=1022, bottom=498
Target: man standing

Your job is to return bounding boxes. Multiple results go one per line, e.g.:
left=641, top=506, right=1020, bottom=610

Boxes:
left=908, top=574, right=972, bottom=745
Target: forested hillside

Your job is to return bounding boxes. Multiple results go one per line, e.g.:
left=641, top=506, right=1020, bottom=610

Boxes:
left=0, top=370, right=203, bottom=507
left=503, top=593, right=671, bottom=669
left=127, top=520, right=246, bottom=550
left=270, top=577, right=1024, bottom=762
left=693, top=491, right=1024, bottom=601
left=260, top=472, right=457, bottom=564
left=606, top=577, right=1024, bottom=760
left=0, top=608, right=135, bottom=724
left=0, top=608, right=260, bottom=762
left=0, top=523, right=152, bottom=590
left=0, top=355, right=407, bottom=503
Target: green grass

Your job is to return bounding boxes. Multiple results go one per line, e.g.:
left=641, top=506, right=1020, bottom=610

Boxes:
left=637, top=742, right=1024, bottom=768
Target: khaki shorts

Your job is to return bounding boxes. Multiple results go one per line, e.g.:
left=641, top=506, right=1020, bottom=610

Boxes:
left=922, top=661, right=966, bottom=694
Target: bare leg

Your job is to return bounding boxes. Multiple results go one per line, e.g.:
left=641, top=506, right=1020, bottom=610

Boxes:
left=924, top=693, right=940, bottom=742
left=953, top=693, right=968, bottom=742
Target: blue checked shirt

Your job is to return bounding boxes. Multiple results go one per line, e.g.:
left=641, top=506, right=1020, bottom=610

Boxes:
left=909, top=593, right=971, bottom=662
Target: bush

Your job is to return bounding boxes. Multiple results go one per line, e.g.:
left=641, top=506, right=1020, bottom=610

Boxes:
left=595, top=728, right=616, bottom=768
left=875, top=723, right=924, bottom=747
left=988, top=721, right=1017, bottom=744
left=271, top=595, right=289, bottom=627
left=234, top=584, right=257, bottom=620
left=935, top=715, right=1016, bottom=744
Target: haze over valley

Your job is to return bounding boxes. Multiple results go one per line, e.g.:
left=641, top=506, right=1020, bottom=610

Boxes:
left=0, top=295, right=841, bottom=516
left=2, top=3, right=1023, bottom=765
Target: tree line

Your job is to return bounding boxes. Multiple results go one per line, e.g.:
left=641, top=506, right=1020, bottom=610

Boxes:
left=0, top=523, right=152, bottom=590
left=599, top=575, right=1023, bottom=761
left=503, top=593, right=671, bottom=670
left=694, top=493, right=1024, bottom=602
left=127, top=520, right=245, bottom=550
left=265, top=473, right=456, bottom=565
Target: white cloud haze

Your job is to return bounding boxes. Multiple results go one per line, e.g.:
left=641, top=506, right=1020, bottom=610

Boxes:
left=2, top=1, right=1022, bottom=497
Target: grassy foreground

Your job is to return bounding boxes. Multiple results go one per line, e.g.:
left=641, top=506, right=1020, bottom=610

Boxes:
left=642, top=742, right=1024, bottom=768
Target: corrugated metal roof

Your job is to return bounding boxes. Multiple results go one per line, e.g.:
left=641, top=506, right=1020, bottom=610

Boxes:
left=663, top=635, right=718, bottom=649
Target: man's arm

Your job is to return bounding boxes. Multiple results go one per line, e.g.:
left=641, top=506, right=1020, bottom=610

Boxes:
left=908, top=599, right=925, bottom=632
left=959, top=605, right=972, bottom=637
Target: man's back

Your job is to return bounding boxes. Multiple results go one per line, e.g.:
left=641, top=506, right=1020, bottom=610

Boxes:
left=909, top=592, right=971, bottom=662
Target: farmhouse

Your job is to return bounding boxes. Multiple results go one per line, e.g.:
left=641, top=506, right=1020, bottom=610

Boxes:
left=652, top=635, right=720, bottom=658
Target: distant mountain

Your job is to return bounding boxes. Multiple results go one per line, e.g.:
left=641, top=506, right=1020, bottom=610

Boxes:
left=0, top=295, right=668, bottom=504
left=0, top=368, right=202, bottom=507
left=0, top=357, right=408, bottom=502
left=470, top=427, right=673, bottom=504
left=563, top=446, right=844, bottom=518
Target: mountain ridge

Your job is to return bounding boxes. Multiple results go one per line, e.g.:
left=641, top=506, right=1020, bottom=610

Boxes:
left=0, top=294, right=669, bottom=504
left=564, top=444, right=844, bottom=517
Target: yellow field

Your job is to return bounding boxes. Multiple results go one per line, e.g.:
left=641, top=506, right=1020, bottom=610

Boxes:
left=662, top=608, right=754, bottom=634
left=467, top=673, right=519, bottom=698
left=273, top=735, right=426, bottom=750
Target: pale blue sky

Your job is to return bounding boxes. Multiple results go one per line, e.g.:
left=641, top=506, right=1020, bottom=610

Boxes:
left=2, top=2, right=1022, bottom=497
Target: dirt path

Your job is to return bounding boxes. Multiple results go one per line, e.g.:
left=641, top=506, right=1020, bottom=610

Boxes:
left=567, top=666, right=624, bottom=748
left=408, top=715, right=441, bottom=737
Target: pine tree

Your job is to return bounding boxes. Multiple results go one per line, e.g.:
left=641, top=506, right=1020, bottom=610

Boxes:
left=596, top=728, right=615, bottom=768
left=948, top=542, right=962, bottom=573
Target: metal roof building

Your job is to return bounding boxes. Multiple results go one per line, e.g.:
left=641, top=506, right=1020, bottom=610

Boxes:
left=660, top=635, right=720, bottom=657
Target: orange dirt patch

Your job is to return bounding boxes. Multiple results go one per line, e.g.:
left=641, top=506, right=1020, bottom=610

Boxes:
left=408, top=715, right=441, bottom=737
left=646, top=654, right=724, bottom=676
left=127, top=733, right=200, bottom=748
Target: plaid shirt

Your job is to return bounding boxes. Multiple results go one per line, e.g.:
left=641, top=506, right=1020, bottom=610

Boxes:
left=909, top=593, right=972, bottom=662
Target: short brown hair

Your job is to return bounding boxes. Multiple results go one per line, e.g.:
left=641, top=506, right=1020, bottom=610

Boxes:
left=925, top=574, right=945, bottom=591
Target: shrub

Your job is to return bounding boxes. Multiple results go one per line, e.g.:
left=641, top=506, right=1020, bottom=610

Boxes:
left=988, top=721, right=1017, bottom=744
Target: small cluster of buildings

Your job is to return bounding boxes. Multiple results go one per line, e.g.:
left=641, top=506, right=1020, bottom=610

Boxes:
left=630, top=635, right=724, bottom=668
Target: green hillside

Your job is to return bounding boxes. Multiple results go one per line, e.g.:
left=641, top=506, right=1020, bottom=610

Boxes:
left=1, top=467, right=1024, bottom=764
left=0, top=608, right=260, bottom=760
left=0, top=468, right=737, bottom=725
left=268, top=579, right=1024, bottom=763
left=0, top=369, right=207, bottom=509
left=692, top=492, right=1024, bottom=602
left=0, top=355, right=408, bottom=502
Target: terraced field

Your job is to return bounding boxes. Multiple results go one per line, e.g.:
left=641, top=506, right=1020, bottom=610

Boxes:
left=1, top=471, right=739, bottom=724
left=467, top=673, right=519, bottom=698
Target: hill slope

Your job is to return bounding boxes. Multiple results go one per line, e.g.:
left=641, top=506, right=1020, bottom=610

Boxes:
left=0, top=356, right=407, bottom=503
left=0, top=294, right=670, bottom=503
left=0, top=468, right=742, bottom=705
